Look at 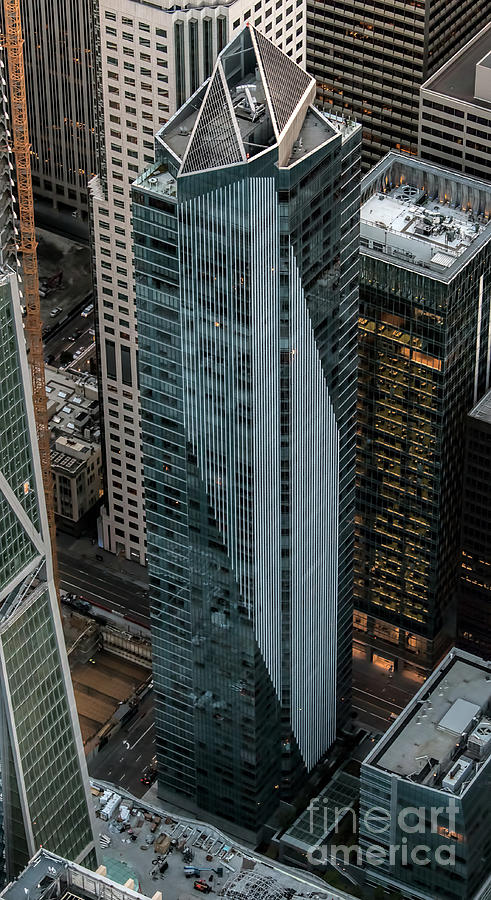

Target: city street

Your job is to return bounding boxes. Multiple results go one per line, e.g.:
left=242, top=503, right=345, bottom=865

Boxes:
left=89, top=690, right=155, bottom=797
left=59, top=554, right=150, bottom=629
left=352, top=657, right=421, bottom=732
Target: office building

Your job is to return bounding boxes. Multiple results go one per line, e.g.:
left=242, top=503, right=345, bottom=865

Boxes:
left=355, top=154, right=491, bottom=679
left=0, top=79, right=96, bottom=882
left=132, top=25, right=360, bottom=833
left=19, top=0, right=96, bottom=220
left=458, top=389, right=491, bottom=660
left=306, top=0, right=490, bottom=170
left=359, top=649, right=491, bottom=900
left=419, top=23, right=491, bottom=182
left=90, top=0, right=306, bottom=565
left=46, top=367, right=102, bottom=533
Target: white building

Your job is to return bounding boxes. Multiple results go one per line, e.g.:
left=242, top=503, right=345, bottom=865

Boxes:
left=90, top=0, right=306, bottom=564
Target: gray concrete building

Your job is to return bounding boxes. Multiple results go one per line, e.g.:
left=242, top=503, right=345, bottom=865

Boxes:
left=306, top=0, right=490, bottom=170
left=419, top=23, right=491, bottom=182
left=360, top=649, right=491, bottom=900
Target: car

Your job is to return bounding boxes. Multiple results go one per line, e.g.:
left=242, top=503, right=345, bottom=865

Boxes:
left=193, top=881, right=211, bottom=894
left=49, top=307, right=62, bottom=318
left=81, top=303, right=94, bottom=318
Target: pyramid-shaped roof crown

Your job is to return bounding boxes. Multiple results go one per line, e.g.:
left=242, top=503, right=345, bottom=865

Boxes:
left=161, top=25, right=316, bottom=176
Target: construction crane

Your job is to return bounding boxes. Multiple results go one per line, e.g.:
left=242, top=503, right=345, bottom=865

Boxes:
left=2, top=0, right=59, bottom=596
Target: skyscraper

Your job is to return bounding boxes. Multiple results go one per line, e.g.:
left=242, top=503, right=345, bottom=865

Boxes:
left=355, top=153, right=491, bottom=680
left=91, top=0, right=306, bottom=566
left=0, top=58, right=96, bottom=882
left=306, top=0, right=490, bottom=169
left=458, top=389, right=491, bottom=660
left=19, top=0, right=96, bottom=221
left=132, top=25, right=360, bottom=833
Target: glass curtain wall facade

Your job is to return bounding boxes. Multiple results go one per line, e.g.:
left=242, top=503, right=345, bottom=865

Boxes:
left=458, top=389, right=491, bottom=659
left=0, top=81, right=95, bottom=881
left=133, top=26, right=360, bottom=834
left=355, top=155, right=491, bottom=678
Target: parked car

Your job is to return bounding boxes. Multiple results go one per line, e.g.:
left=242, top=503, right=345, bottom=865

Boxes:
left=49, top=307, right=62, bottom=318
left=193, top=881, right=211, bottom=894
left=81, top=303, right=94, bottom=317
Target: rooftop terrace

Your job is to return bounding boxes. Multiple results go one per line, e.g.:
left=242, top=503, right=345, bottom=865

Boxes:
left=365, top=650, right=491, bottom=794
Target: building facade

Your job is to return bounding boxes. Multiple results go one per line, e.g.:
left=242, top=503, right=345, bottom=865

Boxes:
left=132, top=26, right=360, bottom=833
left=419, top=23, right=491, bottom=182
left=355, top=154, right=491, bottom=679
left=18, top=0, right=96, bottom=220
left=458, top=389, right=491, bottom=660
left=359, top=649, right=491, bottom=900
left=306, top=0, right=490, bottom=170
left=90, top=0, right=306, bottom=566
left=0, top=74, right=96, bottom=882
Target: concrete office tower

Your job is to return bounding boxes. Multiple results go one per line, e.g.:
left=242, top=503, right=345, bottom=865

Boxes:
left=132, top=25, right=360, bottom=834
left=306, top=0, right=490, bottom=170
left=355, top=154, right=491, bottom=681
left=91, top=0, right=306, bottom=566
left=420, top=23, right=491, bottom=183
left=458, top=389, right=491, bottom=660
left=19, top=0, right=96, bottom=221
left=0, top=77, right=96, bottom=883
left=359, top=649, right=491, bottom=900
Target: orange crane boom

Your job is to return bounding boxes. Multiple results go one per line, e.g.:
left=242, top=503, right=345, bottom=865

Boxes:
left=3, top=0, right=59, bottom=596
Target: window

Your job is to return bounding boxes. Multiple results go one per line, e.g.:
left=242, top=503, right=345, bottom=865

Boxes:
left=156, top=27, right=167, bottom=37
left=121, top=346, right=132, bottom=386
left=217, top=15, right=227, bottom=52
left=174, top=21, right=185, bottom=108
left=189, top=19, right=199, bottom=93
left=203, top=17, right=213, bottom=78
left=105, top=340, right=116, bottom=379
left=139, top=22, right=150, bottom=31
left=139, top=37, right=151, bottom=46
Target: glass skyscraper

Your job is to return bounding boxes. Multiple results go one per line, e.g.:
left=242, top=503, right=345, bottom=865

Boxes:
left=133, top=25, right=360, bottom=833
left=355, top=154, right=491, bottom=680
left=0, top=68, right=96, bottom=882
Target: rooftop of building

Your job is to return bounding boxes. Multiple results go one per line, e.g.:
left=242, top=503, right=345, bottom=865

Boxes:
left=154, top=24, right=353, bottom=178
left=421, top=22, right=491, bottom=112
left=45, top=366, right=99, bottom=445
left=1, top=850, right=149, bottom=900
left=51, top=434, right=99, bottom=477
left=281, top=768, right=359, bottom=853
left=360, top=152, right=491, bottom=280
left=87, top=781, right=359, bottom=900
left=363, top=649, right=491, bottom=795
left=469, top=387, right=491, bottom=423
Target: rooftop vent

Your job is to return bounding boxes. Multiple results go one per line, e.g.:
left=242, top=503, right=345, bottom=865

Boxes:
left=467, top=719, right=491, bottom=761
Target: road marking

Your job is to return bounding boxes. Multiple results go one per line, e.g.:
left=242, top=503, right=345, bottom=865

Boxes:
left=130, top=723, right=153, bottom=751
left=353, top=686, right=404, bottom=709
left=135, top=754, right=142, bottom=763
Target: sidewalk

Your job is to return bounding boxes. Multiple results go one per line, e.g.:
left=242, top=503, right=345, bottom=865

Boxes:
left=57, top=532, right=149, bottom=590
